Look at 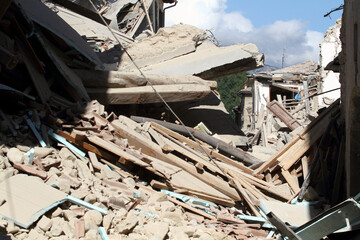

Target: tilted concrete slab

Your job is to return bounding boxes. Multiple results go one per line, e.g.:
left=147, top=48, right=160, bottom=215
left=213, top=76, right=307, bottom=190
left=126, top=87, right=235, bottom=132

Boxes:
left=142, top=42, right=264, bottom=79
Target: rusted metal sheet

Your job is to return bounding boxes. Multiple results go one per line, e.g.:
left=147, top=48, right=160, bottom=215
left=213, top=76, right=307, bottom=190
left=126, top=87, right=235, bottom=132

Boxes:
left=267, top=100, right=301, bottom=130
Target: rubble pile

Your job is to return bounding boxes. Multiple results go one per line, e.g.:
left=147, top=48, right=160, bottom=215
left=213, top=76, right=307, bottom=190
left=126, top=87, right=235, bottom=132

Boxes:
left=0, top=100, right=271, bottom=240
left=0, top=0, right=356, bottom=240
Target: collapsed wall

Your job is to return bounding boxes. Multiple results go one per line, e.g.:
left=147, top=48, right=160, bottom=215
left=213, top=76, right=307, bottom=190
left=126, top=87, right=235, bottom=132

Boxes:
left=318, top=18, right=342, bottom=106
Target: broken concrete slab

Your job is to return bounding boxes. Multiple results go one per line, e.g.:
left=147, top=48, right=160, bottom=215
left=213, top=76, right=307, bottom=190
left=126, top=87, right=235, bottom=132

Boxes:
left=74, top=70, right=217, bottom=89
left=116, top=24, right=203, bottom=70
left=142, top=42, right=264, bottom=79
left=55, top=5, right=133, bottom=46
left=259, top=199, right=322, bottom=226
left=87, top=84, right=212, bottom=105
left=0, top=174, right=67, bottom=228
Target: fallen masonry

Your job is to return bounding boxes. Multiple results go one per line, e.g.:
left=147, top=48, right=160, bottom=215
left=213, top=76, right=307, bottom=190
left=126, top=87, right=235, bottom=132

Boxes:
left=0, top=0, right=358, bottom=240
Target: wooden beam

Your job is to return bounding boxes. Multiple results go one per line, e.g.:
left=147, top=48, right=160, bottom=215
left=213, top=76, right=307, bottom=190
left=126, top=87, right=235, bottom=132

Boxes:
left=111, top=118, right=241, bottom=201
left=253, top=99, right=340, bottom=175
left=87, top=136, right=149, bottom=167
left=151, top=122, right=254, bottom=174
left=132, top=116, right=262, bottom=166
left=281, top=169, right=300, bottom=193
left=56, top=130, right=118, bottom=161
left=303, top=81, right=310, bottom=115
left=267, top=100, right=301, bottom=130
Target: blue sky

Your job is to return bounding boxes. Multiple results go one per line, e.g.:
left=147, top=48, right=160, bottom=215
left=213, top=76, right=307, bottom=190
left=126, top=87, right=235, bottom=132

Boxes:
left=165, top=0, right=344, bottom=68
left=225, top=0, right=343, bottom=33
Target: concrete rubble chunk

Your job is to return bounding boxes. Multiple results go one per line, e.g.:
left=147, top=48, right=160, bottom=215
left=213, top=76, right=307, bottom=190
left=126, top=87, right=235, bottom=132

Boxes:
left=37, top=215, right=52, bottom=232
left=28, top=228, right=48, bottom=240
left=61, top=221, right=75, bottom=238
left=76, top=159, right=93, bottom=180
left=63, top=210, right=77, bottom=221
left=34, top=147, right=54, bottom=158
left=0, top=167, right=16, bottom=183
left=85, top=229, right=101, bottom=240
left=103, top=211, right=114, bottom=232
left=118, top=24, right=204, bottom=70
left=70, top=185, right=89, bottom=199
left=143, top=222, right=169, bottom=240
left=59, top=148, right=77, bottom=161
left=84, top=193, right=97, bottom=204
left=161, top=211, right=185, bottom=226
left=100, top=165, right=121, bottom=180
left=143, top=42, right=264, bottom=79
left=169, top=226, right=190, bottom=240
left=84, top=209, right=103, bottom=227
left=148, top=192, right=168, bottom=203
left=122, top=177, right=136, bottom=188
left=6, top=221, right=19, bottom=234
left=50, top=218, right=64, bottom=237
left=6, top=147, right=25, bottom=164
left=114, top=212, right=139, bottom=234
left=74, top=218, right=85, bottom=239
left=58, top=179, right=71, bottom=194
left=51, top=207, right=63, bottom=218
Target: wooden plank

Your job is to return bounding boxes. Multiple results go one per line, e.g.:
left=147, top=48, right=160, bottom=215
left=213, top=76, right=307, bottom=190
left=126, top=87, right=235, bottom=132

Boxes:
left=236, top=175, right=269, bottom=200
left=140, top=0, right=154, bottom=33
left=301, top=156, right=309, bottom=178
left=87, top=136, right=149, bottom=167
left=303, top=81, right=310, bottom=115
left=56, top=130, right=118, bottom=161
left=87, top=84, right=212, bottom=104
left=261, top=123, right=268, bottom=147
left=169, top=197, right=216, bottom=220
left=226, top=166, right=290, bottom=201
left=111, top=118, right=241, bottom=201
left=281, top=170, right=300, bottom=193
left=132, top=116, right=262, bottom=166
left=149, top=180, right=235, bottom=207
left=253, top=99, right=340, bottom=175
left=159, top=133, right=225, bottom=176
left=267, top=100, right=301, bottom=130
left=151, top=122, right=253, bottom=174
left=255, top=104, right=265, bottom=129
left=230, top=177, right=261, bottom=217
left=88, top=151, right=103, bottom=171
left=151, top=122, right=254, bottom=174
left=98, top=158, right=132, bottom=178
left=136, top=183, right=217, bottom=219
left=276, top=94, right=283, bottom=106
left=147, top=127, right=168, bottom=151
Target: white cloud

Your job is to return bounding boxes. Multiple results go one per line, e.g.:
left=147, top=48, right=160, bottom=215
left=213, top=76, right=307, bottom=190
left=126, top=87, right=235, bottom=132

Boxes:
left=165, top=0, right=324, bottom=68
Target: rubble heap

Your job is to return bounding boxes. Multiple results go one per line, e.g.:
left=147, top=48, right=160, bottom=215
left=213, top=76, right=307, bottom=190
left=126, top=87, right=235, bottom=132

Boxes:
left=0, top=0, right=355, bottom=240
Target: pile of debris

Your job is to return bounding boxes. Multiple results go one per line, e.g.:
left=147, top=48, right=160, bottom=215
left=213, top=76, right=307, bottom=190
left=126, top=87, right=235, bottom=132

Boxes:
left=0, top=101, right=271, bottom=240
left=0, top=0, right=357, bottom=240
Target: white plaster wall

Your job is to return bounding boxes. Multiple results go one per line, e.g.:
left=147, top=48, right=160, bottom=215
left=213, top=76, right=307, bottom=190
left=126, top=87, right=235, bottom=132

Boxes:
left=319, top=19, right=342, bottom=106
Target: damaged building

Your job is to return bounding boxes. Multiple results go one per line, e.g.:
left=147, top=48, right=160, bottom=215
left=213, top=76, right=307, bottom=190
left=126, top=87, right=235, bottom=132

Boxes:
left=0, top=0, right=359, bottom=240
